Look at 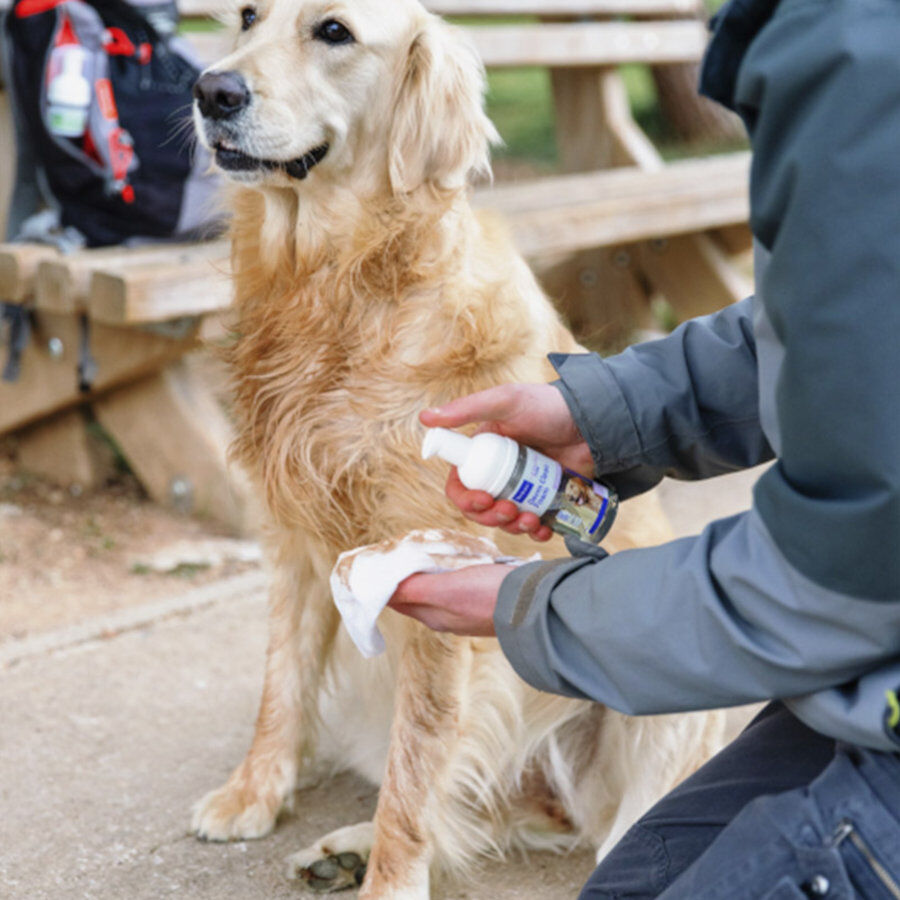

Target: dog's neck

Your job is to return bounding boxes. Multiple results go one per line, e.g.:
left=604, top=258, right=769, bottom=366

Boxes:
left=229, top=181, right=472, bottom=303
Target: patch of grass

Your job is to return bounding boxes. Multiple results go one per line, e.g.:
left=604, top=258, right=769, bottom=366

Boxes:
left=82, top=514, right=117, bottom=552
left=169, top=562, right=211, bottom=579
left=486, top=67, right=556, bottom=164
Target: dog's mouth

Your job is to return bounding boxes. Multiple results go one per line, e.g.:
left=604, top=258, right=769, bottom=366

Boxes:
left=213, top=141, right=330, bottom=180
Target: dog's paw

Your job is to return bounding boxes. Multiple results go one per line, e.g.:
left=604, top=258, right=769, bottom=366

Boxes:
left=286, top=822, right=374, bottom=892
left=288, top=851, right=367, bottom=893
left=191, top=782, right=282, bottom=842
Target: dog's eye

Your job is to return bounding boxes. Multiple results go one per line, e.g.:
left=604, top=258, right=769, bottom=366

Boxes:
left=314, top=19, right=354, bottom=45
left=240, top=6, right=257, bottom=30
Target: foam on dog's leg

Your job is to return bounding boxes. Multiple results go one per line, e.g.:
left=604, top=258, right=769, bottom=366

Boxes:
left=286, top=821, right=374, bottom=891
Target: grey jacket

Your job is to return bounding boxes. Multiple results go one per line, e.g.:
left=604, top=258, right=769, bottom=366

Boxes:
left=494, top=0, right=900, bottom=751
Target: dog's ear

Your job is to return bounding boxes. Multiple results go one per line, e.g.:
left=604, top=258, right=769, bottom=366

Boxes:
left=388, top=18, right=500, bottom=194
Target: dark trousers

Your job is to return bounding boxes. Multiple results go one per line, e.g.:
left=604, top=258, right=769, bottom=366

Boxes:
left=581, top=703, right=900, bottom=899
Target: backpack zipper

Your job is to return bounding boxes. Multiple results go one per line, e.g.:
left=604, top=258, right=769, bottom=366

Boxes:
left=830, top=819, right=900, bottom=899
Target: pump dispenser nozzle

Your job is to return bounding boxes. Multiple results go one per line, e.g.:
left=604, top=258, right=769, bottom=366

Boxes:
left=422, top=427, right=519, bottom=497
left=421, top=427, right=472, bottom=468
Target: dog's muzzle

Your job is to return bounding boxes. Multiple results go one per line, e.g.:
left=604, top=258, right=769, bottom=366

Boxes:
left=194, top=71, right=330, bottom=179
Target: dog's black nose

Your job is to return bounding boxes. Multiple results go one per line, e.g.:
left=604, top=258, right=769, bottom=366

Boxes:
left=193, top=71, right=250, bottom=120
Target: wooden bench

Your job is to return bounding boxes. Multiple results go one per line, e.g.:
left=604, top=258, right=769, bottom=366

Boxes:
left=0, top=0, right=750, bottom=527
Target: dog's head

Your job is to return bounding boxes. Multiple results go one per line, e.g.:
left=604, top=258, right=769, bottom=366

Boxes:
left=193, top=0, right=498, bottom=197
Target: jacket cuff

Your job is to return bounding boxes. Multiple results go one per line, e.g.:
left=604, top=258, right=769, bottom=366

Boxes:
left=494, top=556, right=592, bottom=694
left=549, top=352, right=642, bottom=474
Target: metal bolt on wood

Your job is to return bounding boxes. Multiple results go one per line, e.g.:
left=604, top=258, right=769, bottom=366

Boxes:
left=169, top=476, right=194, bottom=513
left=47, top=337, right=64, bottom=359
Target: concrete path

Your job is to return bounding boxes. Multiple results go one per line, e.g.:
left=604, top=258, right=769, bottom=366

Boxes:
left=0, top=469, right=762, bottom=899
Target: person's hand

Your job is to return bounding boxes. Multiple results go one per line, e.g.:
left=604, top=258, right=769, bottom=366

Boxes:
left=387, top=564, right=512, bottom=636
left=420, top=383, right=592, bottom=541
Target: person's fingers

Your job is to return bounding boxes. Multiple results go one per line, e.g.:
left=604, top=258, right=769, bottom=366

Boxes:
left=445, top=469, right=494, bottom=514
left=420, top=385, right=516, bottom=430
left=492, top=499, right=520, bottom=522
left=390, top=571, right=438, bottom=607
left=530, top=525, right=554, bottom=542
left=515, top=512, right=542, bottom=532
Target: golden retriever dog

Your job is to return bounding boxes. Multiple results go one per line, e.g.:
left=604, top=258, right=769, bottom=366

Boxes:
left=191, top=1, right=724, bottom=896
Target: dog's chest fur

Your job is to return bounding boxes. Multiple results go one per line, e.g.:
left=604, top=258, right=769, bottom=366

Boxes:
left=225, top=199, right=561, bottom=550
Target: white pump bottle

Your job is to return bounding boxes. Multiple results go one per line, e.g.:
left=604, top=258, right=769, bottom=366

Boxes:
left=422, top=427, right=617, bottom=544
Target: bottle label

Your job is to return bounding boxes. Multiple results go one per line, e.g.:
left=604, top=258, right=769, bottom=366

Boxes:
left=502, top=449, right=612, bottom=542
left=552, top=469, right=611, bottom=539
left=505, top=446, right=562, bottom=516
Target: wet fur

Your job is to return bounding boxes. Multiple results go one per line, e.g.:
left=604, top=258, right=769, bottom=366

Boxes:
left=191, top=2, right=724, bottom=896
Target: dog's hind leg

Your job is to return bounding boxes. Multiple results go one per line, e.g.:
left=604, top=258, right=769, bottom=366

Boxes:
left=192, top=542, right=339, bottom=841
left=358, top=628, right=473, bottom=900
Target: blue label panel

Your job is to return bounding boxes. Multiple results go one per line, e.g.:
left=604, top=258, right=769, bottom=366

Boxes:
left=587, top=496, right=609, bottom=534
left=513, top=480, right=534, bottom=503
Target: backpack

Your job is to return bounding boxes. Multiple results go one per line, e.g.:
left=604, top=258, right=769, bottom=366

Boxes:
left=4, top=0, right=223, bottom=247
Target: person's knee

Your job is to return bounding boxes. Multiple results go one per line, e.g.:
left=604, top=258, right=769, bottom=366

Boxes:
left=578, top=824, right=668, bottom=900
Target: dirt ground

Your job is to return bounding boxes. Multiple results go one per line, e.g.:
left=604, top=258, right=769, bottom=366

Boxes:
left=0, top=445, right=261, bottom=645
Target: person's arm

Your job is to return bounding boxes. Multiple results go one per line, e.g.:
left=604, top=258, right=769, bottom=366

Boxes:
left=550, top=296, right=773, bottom=501
left=496, top=0, right=900, bottom=747
left=423, top=297, right=772, bottom=539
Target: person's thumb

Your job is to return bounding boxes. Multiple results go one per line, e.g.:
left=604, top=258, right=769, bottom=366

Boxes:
left=420, top=385, right=515, bottom=429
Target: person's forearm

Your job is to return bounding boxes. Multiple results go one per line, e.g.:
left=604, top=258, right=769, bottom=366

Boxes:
left=495, top=509, right=900, bottom=721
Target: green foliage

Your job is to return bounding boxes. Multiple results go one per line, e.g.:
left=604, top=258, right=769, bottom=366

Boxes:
left=486, top=67, right=556, bottom=164
left=485, top=63, right=736, bottom=168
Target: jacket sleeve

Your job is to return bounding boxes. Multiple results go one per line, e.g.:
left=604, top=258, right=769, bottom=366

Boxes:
left=551, top=296, right=774, bottom=502
left=496, top=0, right=900, bottom=750
left=495, top=509, right=900, bottom=752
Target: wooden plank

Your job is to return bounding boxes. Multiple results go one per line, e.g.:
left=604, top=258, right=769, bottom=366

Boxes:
left=425, top=0, right=703, bottom=14
left=538, top=244, right=655, bottom=351
left=0, top=312, right=199, bottom=434
left=467, top=20, right=708, bottom=67
left=188, top=19, right=709, bottom=69
left=35, top=240, right=229, bottom=315
left=16, top=407, right=108, bottom=491
left=506, top=176, right=748, bottom=257
left=88, top=247, right=231, bottom=324
left=476, top=154, right=750, bottom=256
left=176, top=0, right=703, bottom=18
left=0, top=243, right=59, bottom=303
left=549, top=66, right=662, bottom=173
left=480, top=152, right=749, bottom=215
left=93, top=361, right=255, bottom=534
left=542, top=59, right=653, bottom=348
left=711, top=223, right=754, bottom=256
left=636, top=232, right=751, bottom=319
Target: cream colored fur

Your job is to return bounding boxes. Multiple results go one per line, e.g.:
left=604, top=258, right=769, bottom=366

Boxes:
left=191, top=1, right=725, bottom=896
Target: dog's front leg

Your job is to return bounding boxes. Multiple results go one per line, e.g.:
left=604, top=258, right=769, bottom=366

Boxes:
left=360, top=628, right=472, bottom=900
left=192, top=545, right=339, bottom=841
